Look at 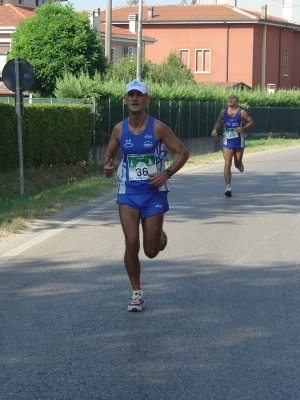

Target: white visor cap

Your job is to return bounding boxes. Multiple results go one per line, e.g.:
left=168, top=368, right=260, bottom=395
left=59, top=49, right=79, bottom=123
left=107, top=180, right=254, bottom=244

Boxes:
left=125, top=80, right=149, bottom=95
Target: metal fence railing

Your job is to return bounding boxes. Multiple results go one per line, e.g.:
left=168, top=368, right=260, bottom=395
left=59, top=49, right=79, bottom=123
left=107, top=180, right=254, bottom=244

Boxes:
left=95, top=99, right=300, bottom=145
left=1, top=96, right=299, bottom=145
left=0, top=96, right=93, bottom=105
left=94, top=99, right=227, bottom=145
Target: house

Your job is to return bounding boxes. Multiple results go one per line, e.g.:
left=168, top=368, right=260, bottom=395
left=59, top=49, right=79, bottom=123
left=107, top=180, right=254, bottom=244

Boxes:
left=100, top=4, right=300, bottom=90
left=0, top=3, right=35, bottom=80
left=0, top=3, right=155, bottom=87
left=90, top=8, right=155, bottom=64
left=193, top=0, right=300, bottom=24
left=0, top=0, right=46, bottom=7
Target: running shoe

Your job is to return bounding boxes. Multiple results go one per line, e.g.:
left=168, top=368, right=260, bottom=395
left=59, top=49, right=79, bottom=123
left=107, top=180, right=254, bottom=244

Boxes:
left=127, top=291, right=145, bottom=312
left=238, top=163, right=244, bottom=172
left=161, top=230, right=168, bottom=251
left=225, top=185, right=232, bottom=197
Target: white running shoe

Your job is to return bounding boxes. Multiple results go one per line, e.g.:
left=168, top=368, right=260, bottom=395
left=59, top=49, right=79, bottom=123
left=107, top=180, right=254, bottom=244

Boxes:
left=238, top=163, right=244, bottom=172
left=225, top=185, right=232, bottom=197
left=161, top=230, right=168, bottom=251
left=127, top=291, right=145, bottom=312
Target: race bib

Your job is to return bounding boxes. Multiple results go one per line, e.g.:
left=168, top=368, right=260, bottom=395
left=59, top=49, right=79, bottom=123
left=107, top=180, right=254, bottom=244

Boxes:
left=224, top=129, right=239, bottom=139
left=128, top=154, right=157, bottom=181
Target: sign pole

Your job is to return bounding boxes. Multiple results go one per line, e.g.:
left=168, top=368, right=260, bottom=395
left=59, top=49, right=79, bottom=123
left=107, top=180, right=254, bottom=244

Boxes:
left=136, top=0, right=143, bottom=80
left=14, top=57, right=25, bottom=200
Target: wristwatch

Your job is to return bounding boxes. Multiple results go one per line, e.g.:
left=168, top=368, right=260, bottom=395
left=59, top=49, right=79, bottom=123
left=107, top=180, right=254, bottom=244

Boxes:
left=165, top=169, right=173, bottom=179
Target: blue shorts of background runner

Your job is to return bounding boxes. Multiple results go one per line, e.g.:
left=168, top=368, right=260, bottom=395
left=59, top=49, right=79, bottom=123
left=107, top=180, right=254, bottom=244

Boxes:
left=222, top=135, right=245, bottom=150
left=117, top=192, right=169, bottom=219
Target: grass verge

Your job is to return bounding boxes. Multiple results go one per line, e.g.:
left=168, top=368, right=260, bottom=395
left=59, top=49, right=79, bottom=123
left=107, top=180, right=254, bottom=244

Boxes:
left=1, top=137, right=300, bottom=238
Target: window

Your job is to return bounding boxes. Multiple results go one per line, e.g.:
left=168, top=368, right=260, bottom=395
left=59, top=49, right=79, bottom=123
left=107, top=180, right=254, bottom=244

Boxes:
left=283, top=52, right=288, bottom=76
left=18, top=0, right=26, bottom=4
left=195, top=49, right=211, bottom=73
left=179, top=49, right=190, bottom=68
left=0, top=42, right=10, bottom=54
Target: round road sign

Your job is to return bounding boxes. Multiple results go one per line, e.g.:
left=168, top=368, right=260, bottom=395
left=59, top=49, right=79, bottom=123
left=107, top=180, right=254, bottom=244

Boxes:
left=2, top=58, right=35, bottom=92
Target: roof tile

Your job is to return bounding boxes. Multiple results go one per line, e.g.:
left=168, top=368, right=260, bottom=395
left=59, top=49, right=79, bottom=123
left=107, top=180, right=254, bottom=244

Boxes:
left=99, top=4, right=299, bottom=25
left=0, top=4, right=35, bottom=26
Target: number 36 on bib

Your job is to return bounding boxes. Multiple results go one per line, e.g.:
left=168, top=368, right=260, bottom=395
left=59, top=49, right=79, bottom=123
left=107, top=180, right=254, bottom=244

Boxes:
left=128, top=154, right=157, bottom=181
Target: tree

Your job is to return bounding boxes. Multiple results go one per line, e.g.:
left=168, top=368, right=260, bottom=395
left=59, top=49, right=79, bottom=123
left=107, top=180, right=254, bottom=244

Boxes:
left=8, top=2, right=107, bottom=96
left=105, top=51, right=195, bottom=86
left=105, top=54, right=153, bottom=83
left=55, top=50, right=196, bottom=99
left=148, top=51, right=196, bottom=86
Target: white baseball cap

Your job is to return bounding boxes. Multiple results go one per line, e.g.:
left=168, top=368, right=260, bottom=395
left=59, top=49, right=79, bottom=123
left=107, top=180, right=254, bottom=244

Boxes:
left=125, top=80, right=149, bottom=95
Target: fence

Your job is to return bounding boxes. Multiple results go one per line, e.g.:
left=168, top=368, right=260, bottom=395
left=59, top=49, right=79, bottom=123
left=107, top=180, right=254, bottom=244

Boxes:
left=94, top=99, right=225, bottom=145
left=0, top=96, right=93, bottom=105
left=1, top=96, right=300, bottom=145
left=95, top=99, right=300, bottom=146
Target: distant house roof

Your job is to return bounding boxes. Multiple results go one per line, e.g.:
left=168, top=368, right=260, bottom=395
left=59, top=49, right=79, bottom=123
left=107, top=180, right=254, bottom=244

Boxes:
left=0, top=79, right=14, bottom=95
left=100, top=4, right=300, bottom=28
left=0, top=4, right=155, bottom=43
left=0, top=4, right=35, bottom=26
left=100, top=24, right=155, bottom=43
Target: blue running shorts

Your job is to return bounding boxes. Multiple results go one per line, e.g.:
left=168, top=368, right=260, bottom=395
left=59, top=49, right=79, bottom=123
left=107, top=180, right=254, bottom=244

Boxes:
left=222, top=135, right=245, bottom=150
left=117, top=192, right=169, bottom=219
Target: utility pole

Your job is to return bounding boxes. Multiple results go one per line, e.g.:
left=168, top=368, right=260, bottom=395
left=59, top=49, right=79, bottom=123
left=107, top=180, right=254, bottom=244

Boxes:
left=105, top=0, right=112, bottom=61
left=136, top=0, right=143, bottom=80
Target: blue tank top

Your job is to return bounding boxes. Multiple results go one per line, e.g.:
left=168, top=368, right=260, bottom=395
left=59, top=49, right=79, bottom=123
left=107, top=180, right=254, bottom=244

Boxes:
left=117, top=116, right=169, bottom=194
left=223, top=108, right=242, bottom=133
left=222, top=108, right=245, bottom=149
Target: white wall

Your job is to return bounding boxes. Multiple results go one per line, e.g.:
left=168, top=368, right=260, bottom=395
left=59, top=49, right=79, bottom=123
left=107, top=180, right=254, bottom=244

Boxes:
left=0, top=54, right=7, bottom=75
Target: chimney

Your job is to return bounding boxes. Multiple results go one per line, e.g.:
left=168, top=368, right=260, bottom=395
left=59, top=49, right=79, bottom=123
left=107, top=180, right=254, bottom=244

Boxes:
left=148, top=6, right=154, bottom=19
left=89, top=8, right=100, bottom=34
left=261, top=5, right=267, bottom=19
left=128, top=14, right=138, bottom=34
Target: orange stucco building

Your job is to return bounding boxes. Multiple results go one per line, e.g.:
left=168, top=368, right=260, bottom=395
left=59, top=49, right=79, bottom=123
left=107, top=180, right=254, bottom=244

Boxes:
left=101, top=4, right=300, bottom=90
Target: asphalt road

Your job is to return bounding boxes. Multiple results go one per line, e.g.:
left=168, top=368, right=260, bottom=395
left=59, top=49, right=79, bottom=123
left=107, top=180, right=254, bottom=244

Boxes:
left=1, top=146, right=300, bottom=400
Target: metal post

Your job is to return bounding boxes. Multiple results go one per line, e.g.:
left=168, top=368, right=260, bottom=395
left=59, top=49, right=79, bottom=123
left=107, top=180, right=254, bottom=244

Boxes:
left=207, top=101, right=209, bottom=137
left=108, top=98, right=111, bottom=139
left=198, top=101, right=200, bottom=138
left=14, top=57, right=24, bottom=200
left=158, top=100, right=160, bottom=121
left=105, top=0, right=112, bottom=61
left=136, top=0, right=143, bottom=80
left=189, top=101, right=191, bottom=138
left=92, top=98, right=96, bottom=146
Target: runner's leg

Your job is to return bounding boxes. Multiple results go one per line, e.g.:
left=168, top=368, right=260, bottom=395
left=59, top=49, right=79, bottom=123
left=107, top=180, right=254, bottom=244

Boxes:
left=223, top=148, right=234, bottom=185
left=233, top=149, right=244, bottom=170
left=119, top=204, right=141, bottom=290
left=142, top=212, right=164, bottom=259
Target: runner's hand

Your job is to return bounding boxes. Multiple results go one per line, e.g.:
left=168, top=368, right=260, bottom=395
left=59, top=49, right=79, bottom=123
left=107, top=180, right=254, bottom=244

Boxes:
left=104, top=159, right=115, bottom=178
left=148, top=172, right=169, bottom=188
left=235, top=127, right=244, bottom=134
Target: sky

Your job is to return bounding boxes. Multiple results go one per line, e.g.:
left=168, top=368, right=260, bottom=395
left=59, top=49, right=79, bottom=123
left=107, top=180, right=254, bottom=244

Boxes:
left=67, top=0, right=180, bottom=12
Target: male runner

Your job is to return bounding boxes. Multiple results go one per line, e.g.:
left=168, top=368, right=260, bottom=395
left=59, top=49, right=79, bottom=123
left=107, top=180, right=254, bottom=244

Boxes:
left=211, top=94, right=254, bottom=196
left=103, top=80, right=189, bottom=311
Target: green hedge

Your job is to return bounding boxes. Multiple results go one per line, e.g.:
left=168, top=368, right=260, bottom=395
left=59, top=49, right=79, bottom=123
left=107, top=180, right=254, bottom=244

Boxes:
left=0, top=103, right=18, bottom=171
left=0, top=103, right=94, bottom=172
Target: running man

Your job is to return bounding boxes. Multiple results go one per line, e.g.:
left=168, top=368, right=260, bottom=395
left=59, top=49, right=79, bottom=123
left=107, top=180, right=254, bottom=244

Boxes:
left=103, top=80, right=189, bottom=311
left=211, top=94, right=254, bottom=196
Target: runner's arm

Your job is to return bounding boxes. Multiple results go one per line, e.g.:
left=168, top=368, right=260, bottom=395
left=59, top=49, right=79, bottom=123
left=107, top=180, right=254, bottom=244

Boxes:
left=235, top=110, right=254, bottom=134
left=102, top=123, right=121, bottom=178
left=211, top=110, right=224, bottom=137
left=148, top=120, right=189, bottom=187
